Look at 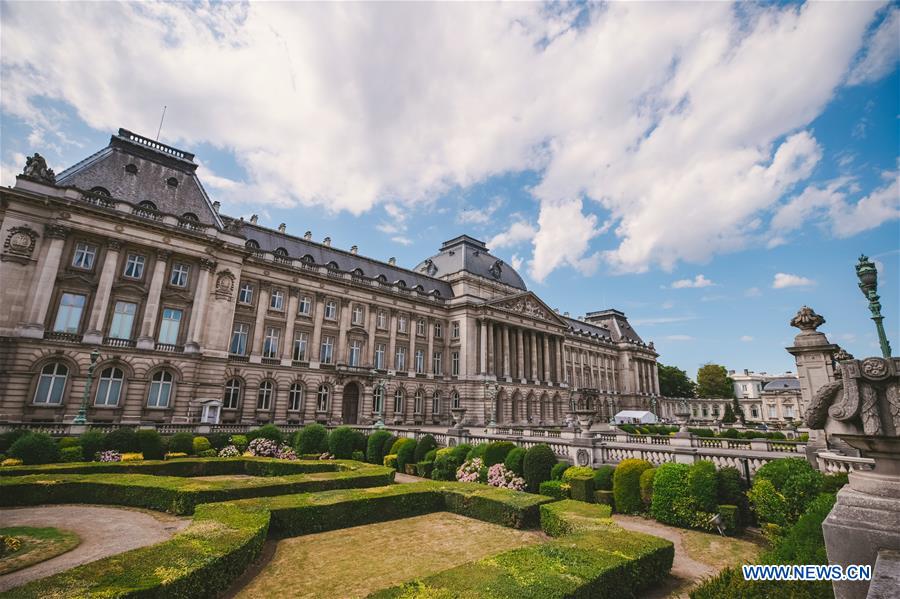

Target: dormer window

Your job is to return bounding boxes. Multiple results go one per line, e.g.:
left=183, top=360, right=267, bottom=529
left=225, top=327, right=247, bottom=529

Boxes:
left=274, top=247, right=288, bottom=257
left=138, top=200, right=158, bottom=212
left=166, top=177, right=179, bottom=188
left=181, top=212, right=199, bottom=222
left=90, top=186, right=110, bottom=196
left=326, top=261, right=339, bottom=271
left=125, top=164, right=138, bottom=174
left=245, top=240, right=260, bottom=250
left=301, top=254, right=315, bottom=264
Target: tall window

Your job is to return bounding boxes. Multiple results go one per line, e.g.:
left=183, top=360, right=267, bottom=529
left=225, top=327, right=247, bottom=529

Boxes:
left=374, top=343, right=385, bottom=369
left=238, top=282, right=254, bottom=304
left=263, top=327, right=280, bottom=358
left=393, top=389, right=404, bottom=414
left=451, top=391, right=460, bottom=410
left=257, top=381, right=273, bottom=410
left=34, top=363, right=68, bottom=404
left=292, top=331, right=309, bottom=361
left=416, top=319, right=426, bottom=336
left=351, top=304, right=364, bottom=325
left=373, top=386, right=384, bottom=414
left=320, top=335, right=334, bottom=364
left=451, top=351, right=460, bottom=376
left=223, top=378, right=242, bottom=409
left=123, top=253, right=145, bottom=279
left=95, top=367, right=124, bottom=407
left=451, top=321, right=460, bottom=338
left=432, top=391, right=441, bottom=415
left=109, top=301, right=136, bottom=339
left=53, top=293, right=86, bottom=333
left=158, top=308, right=183, bottom=344
left=324, top=300, right=337, bottom=320
left=768, top=406, right=777, bottom=418
left=316, top=384, right=330, bottom=411
left=434, top=323, right=443, bottom=338
left=72, top=242, right=96, bottom=270
left=398, top=316, right=408, bottom=333
left=395, top=347, right=407, bottom=370
left=298, top=295, right=311, bottom=315
left=349, top=339, right=362, bottom=366
left=376, top=310, right=387, bottom=329
left=432, top=351, right=442, bottom=375
left=147, top=371, right=173, bottom=408
left=170, top=263, right=189, bottom=287
left=230, top=323, right=249, bottom=355
left=414, top=389, right=424, bottom=414
left=270, top=289, right=285, bottom=311
left=784, top=405, right=794, bottom=418
left=751, top=406, right=759, bottom=419
left=289, top=383, right=303, bottom=411
left=414, top=349, right=424, bottom=374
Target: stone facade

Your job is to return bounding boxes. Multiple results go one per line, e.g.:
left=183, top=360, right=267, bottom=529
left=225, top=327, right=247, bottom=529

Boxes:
left=0, top=130, right=659, bottom=428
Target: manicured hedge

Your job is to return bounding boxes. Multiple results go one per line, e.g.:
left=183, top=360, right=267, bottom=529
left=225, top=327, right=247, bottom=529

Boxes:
left=137, top=429, right=166, bottom=460
left=593, top=465, right=615, bottom=491
left=8, top=432, right=59, bottom=465
left=59, top=446, right=84, bottom=462
left=247, top=424, right=284, bottom=444
left=392, top=438, right=417, bottom=472
left=748, top=458, right=824, bottom=528
left=366, top=430, right=393, bottom=464
left=550, top=462, right=568, bottom=481
left=562, top=466, right=595, bottom=503
left=328, top=426, right=358, bottom=459
left=613, top=458, right=652, bottom=514
left=413, top=434, right=437, bottom=462
left=594, top=490, right=615, bottom=510
left=688, top=461, right=717, bottom=513
left=540, top=499, right=613, bottom=537
left=294, top=423, right=328, bottom=454
left=522, top=443, right=557, bottom=493
left=483, top=441, right=517, bottom=467
left=169, top=432, right=194, bottom=454
left=539, top=480, right=569, bottom=500
left=104, top=427, right=140, bottom=453
left=639, top=467, right=656, bottom=508
left=650, top=462, right=691, bottom=526
left=503, top=447, right=526, bottom=476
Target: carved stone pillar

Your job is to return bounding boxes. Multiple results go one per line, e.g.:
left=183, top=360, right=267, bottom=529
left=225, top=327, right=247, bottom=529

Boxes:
left=502, top=325, right=511, bottom=378
left=83, top=239, right=122, bottom=344
left=530, top=331, right=538, bottom=381
left=543, top=335, right=551, bottom=384
left=486, top=320, right=494, bottom=375
left=556, top=337, right=564, bottom=384
left=279, top=287, right=300, bottom=364
left=480, top=318, right=488, bottom=374
left=408, top=313, right=416, bottom=375
left=337, top=299, right=351, bottom=365
left=248, top=283, right=270, bottom=363
left=309, top=293, right=325, bottom=367
left=516, top=328, right=525, bottom=381
left=185, top=258, right=216, bottom=354
left=136, top=249, right=171, bottom=350
left=388, top=310, right=398, bottom=370
left=427, top=317, right=435, bottom=376
left=367, top=304, right=378, bottom=367
left=21, top=224, right=69, bottom=338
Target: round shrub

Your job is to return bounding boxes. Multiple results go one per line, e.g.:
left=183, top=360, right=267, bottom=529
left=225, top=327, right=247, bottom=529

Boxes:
left=716, top=466, right=745, bottom=505
left=366, top=430, right=393, bottom=464
left=207, top=433, right=231, bottom=451
left=750, top=457, right=824, bottom=527
left=640, top=467, right=656, bottom=508
left=295, top=424, right=328, bottom=455
left=424, top=449, right=437, bottom=462
left=593, top=465, right=615, bottom=491
left=483, top=441, right=516, bottom=467
left=613, top=458, right=653, bottom=514
left=229, top=434, right=249, bottom=452
left=9, top=432, right=59, bottom=465
left=450, top=443, right=473, bottom=464
left=431, top=448, right=457, bottom=481
left=192, top=436, right=212, bottom=455
left=78, top=430, right=106, bottom=461
left=136, top=429, right=165, bottom=460
left=0, top=429, right=30, bottom=453
left=466, top=443, right=488, bottom=462
left=58, top=437, right=80, bottom=449
left=328, top=426, right=358, bottom=459
left=104, top=428, right=139, bottom=453
left=551, top=462, right=569, bottom=481
left=394, top=438, right=417, bottom=473
left=562, top=466, right=594, bottom=481
left=59, top=446, right=84, bottom=462
left=168, top=432, right=194, bottom=455
left=353, top=431, right=368, bottom=454
left=522, top=443, right=557, bottom=493
left=351, top=450, right=365, bottom=462
left=414, top=434, right=438, bottom=462
left=247, top=424, right=283, bottom=444
left=755, top=458, right=817, bottom=490
left=720, top=428, right=741, bottom=439
left=539, top=480, right=569, bottom=500
left=503, top=447, right=526, bottom=476
left=650, top=462, right=692, bottom=526
left=688, top=461, right=718, bottom=513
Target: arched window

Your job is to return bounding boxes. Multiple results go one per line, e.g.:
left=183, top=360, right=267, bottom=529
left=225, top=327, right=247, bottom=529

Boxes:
left=432, top=391, right=441, bottom=415
left=301, top=254, right=315, bottom=264
left=257, top=380, right=273, bottom=410
left=376, top=275, right=387, bottom=284
left=373, top=386, right=384, bottom=414
left=274, top=247, right=288, bottom=257
left=34, top=362, right=68, bottom=405
left=413, top=285, right=424, bottom=293
left=451, top=390, right=460, bottom=410
left=414, top=389, right=424, bottom=414
left=393, top=389, right=404, bottom=414
left=352, top=268, right=364, bottom=277
left=138, top=200, right=158, bottom=211
left=316, top=385, right=330, bottom=412
left=147, top=371, right=173, bottom=408
left=90, top=186, right=110, bottom=196
left=395, top=279, right=406, bottom=288
left=95, top=367, right=124, bottom=407
left=181, top=212, right=199, bottom=221
left=223, top=378, right=242, bottom=409
left=245, top=240, right=260, bottom=250
left=125, top=164, right=138, bottom=174
left=166, top=177, right=179, bottom=188
left=289, top=383, right=304, bottom=412
left=326, top=261, right=339, bottom=271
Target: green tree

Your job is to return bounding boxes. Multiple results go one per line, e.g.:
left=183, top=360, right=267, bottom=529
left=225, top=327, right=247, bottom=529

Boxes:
left=657, top=364, right=696, bottom=398
left=696, top=363, right=735, bottom=398
left=722, top=404, right=737, bottom=424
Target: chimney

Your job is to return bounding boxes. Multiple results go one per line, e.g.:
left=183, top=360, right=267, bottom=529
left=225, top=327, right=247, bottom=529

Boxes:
left=350, top=245, right=358, bottom=255
left=323, top=237, right=331, bottom=247
left=250, top=214, right=258, bottom=224
left=388, top=257, right=396, bottom=265
left=744, top=369, right=749, bottom=375
left=212, top=201, right=220, bottom=213
left=278, top=223, right=286, bottom=233
left=304, top=231, right=312, bottom=240
left=563, top=311, right=570, bottom=317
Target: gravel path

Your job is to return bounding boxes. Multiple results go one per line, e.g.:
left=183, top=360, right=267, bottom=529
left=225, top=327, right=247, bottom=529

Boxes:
left=0, top=505, right=190, bottom=592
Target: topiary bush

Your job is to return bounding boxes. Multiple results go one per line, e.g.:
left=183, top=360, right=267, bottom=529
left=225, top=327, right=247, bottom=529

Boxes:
left=207, top=433, right=231, bottom=451
left=366, top=430, right=393, bottom=464
left=563, top=466, right=595, bottom=503
left=466, top=443, right=488, bottom=462
left=688, top=460, right=718, bottom=514
left=716, top=466, right=748, bottom=525
left=650, top=462, right=691, bottom=526
left=247, top=424, right=283, bottom=444
left=328, top=426, right=358, bottom=459
left=230, top=434, right=249, bottom=452
left=393, top=438, right=417, bottom=473
left=414, top=434, right=438, bottom=462
left=450, top=443, right=473, bottom=464
left=639, top=467, right=656, bottom=508
left=483, top=441, right=516, bottom=467
left=168, top=432, right=194, bottom=455
left=416, top=460, right=434, bottom=479
left=431, top=448, right=457, bottom=481
left=539, top=480, right=569, bottom=500
left=551, top=462, right=569, bottom=481
left=294, top=424, right=328, bottom=455
left=613, top=458, right=653, bottom=514
left=503, top=447, right=526, bottom=476
left=60, top=446, right=84, bottom=463
left=78, top=430, right=106, bottom=461
left=522, top=443, right=557, bottom=493
left=104, top=428, right=139, bottom=453
left=192, top=436, right=212, bottom=455
left=58, top=437, right=80, bottom=450
left=0, top=430, right=30, bottom=453
left=593, top=465, right=615, bottom=491
left=594, top=490, right=615, bottom=510
left=9, top=433, right=60, bottom=465
left=137, top=429, right=165, bottom=461
left=351, top=450, right=365, bottom=462
left=749, top=458, right=824, bottom=528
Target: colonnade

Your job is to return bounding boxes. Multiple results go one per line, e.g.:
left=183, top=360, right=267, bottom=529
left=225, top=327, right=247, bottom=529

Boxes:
left=478, top=318, right=562, bottom=384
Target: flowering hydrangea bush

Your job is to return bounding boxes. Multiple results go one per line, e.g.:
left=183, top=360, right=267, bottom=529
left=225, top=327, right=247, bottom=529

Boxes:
left=487, top=463, right=526, bottom=491
left=276, top=445, right=297, bottom=460
left=247, top=438, right=279, bottom=457
left=98, top=450, right=121, bottom=462
left=218, top=445, right=241, bottom=458
left=318, top=452, right=334, bottom=460
left=456, top=457, right=484, bottom=483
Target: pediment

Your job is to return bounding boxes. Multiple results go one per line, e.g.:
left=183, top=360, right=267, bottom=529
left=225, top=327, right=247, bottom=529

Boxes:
left=56, top=273, right=96, bottom=287
left=484, top=292, right=568, bottom=327
left=111, top=282, right=147, bottom=296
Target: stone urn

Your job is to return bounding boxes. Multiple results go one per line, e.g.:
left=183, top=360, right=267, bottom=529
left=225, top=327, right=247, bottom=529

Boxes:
left=674, top=402, right=692, bottom=436
left=450, top=408, right=467, bottom=429
left=573, top=409, right=595, bottom=438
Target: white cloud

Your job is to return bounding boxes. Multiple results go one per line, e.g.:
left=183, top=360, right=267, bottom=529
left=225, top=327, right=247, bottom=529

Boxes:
left=391, top=236, right=413, bottom=246
left=510, top=254, right=524, bottom=272
left=745, top=287, right=762, bottom=297
left=663, top=334, right=695, bottom=341
left=772, top=273, right=816, bottom=289
left=847, top=7, right=899, bottom=85
left=740, top=335, right=754, bottom=342
left=0, top=2, right=887, bottom=279
left=671, top=274, right=715, bottom=289
left=488, top=220, right=537, bottom=250
left=458, top=196, right=504, bottom=225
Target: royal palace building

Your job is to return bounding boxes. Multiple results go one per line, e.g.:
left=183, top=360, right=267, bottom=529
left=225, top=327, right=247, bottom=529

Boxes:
left=0, top=129, right=659, bottom=429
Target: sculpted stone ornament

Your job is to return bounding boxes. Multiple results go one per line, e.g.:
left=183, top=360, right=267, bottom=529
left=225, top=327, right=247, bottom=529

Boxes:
left=791, top=305, right=826, bottom=332
left=420, top=258, right=438, bottom=276
left=214, top=269, right=236, bottom=300
left=489, top=259, right=503, bottom=280
left=497, top=296, right=548, bottom=321
left=21, top=153, right=56, bottom=184
left=2, top=226, right=39, bottom=263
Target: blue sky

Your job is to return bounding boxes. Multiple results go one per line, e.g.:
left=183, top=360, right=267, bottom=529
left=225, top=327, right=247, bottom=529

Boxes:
left=1, top=1, right=897, bottom=379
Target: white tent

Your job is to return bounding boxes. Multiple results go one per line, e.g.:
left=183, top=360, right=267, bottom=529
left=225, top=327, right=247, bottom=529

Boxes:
left=613, top=410, right=658, bottom=424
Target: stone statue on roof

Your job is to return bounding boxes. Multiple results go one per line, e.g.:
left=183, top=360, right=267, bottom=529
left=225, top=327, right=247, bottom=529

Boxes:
left=22, top=153, right=56, bottom=184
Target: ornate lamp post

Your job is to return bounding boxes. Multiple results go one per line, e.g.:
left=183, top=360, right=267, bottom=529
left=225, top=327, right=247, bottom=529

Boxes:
left=484, top=381, right=499, bottom=426
left=73, top=348, right=100, bottom=425
left=372, top=371, right=388, bottom=429
left=856, top=255, right=892, bottom=358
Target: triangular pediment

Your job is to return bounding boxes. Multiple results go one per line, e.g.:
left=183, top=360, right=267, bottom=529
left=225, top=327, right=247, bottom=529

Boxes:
left=484, top=292, right=568, bottom=327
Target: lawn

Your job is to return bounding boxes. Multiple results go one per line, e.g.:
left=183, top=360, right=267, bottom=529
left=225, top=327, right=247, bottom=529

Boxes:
left=232, top=512, right=546, bottom=598
left=0, top=527, right=80, bottom=575
left=682, top=528, right=765, bottom=571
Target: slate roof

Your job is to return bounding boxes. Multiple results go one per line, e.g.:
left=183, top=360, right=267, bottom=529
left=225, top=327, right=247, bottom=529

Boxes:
left=763, top=377, right=801, bottom=392
left=413, top=235, right=527, bottom=291
left=583, top=309, right=644, bottom=344
left=564, top=316, right=613, bottom=339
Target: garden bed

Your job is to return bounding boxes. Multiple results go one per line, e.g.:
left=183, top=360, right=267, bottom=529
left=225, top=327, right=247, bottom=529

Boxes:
left=0, top=527, right=80, bottom=575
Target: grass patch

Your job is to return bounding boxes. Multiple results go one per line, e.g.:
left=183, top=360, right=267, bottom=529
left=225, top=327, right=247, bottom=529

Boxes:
left=235, top=512, right=544, bottom=599
left=681, top=528, right=765, bottom=571
left=0, top=527, right=80, bottom=575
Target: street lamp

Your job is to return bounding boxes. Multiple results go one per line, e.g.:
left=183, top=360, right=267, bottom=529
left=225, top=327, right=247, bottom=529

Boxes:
left=856, top=255, right=892, bottom=358
left=484, top=381, right=498, bottom=426
left=73, top=348, right=100, bottom=425
left=372, top=373, right=387, bottom=429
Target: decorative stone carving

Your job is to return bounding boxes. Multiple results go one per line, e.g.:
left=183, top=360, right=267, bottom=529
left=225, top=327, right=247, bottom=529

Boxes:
left=44, top=224, right=70, bottom=240
left=489, top=259, right=503, bottom=279
left=791, top=305, right=825, bottom=332
left=21, top=153, right=56, bottom=184
left=497, top=297, right=548, bottom=321
left=420, top=258, right=438, bottom=276
left=225, top=217, right=244, bottom=234
left=806, top=357, right=900, bottom=436
left=576, top=448, right=590, bottom=466
left=214, top=269, right=235, bottom=300
left=198, top=258, right=217, bottom=272
left=3, top=226, right=39, bottom=260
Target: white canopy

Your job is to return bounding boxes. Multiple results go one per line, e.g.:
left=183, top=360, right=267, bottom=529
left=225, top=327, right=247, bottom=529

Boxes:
left=613, top=410, right=658, bottom=424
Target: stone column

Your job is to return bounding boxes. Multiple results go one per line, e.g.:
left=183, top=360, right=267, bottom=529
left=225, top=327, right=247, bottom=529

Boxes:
left=530, top=331, right=538, bottom=381
left=408, top=314, right=416, bottom=375
left=248, top=283, right=270, bottom=363
left=367, top=304, right=378, bottom=367
left=516, top=328, right=525, bottom=381
left=309, top=293, right=325, bottom=368
left=556, top=337, right=564, bottom=384
left=427, top=317, right=435, bottom=376
left=502, top=325, right=511, bottom=378
left=337, top=299, right=351, bottom=365
left=442, top=319, right=451, bottom=377
left=21, top=224, right=70, bottom=338
left=486, top=320, right=494, bottom=375
left=136, top=250, right=171, bottom=350
left=184, top=258, right=216, bottom=354
left=388, top=310, right=398, bottom=369
left=82, top=239, right=122, bottom=344
left=479, top=318, right=488, bottom=374
left=280, top=287, right=300, bottom=365
left=543, top=335, right=551, bottom=384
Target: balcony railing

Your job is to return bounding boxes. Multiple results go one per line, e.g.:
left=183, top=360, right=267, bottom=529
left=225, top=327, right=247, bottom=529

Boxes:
left=155, top=343, right=183, bottom=353
left=132, top=206, right=163, bottom=221
left=177, top=218, right=203, bottom=232
left=104, top=337, right=136, bottom=348
left=261, top=357, right=280, bottom=365
left=81, top=191, right=117, bottom=209
left=228, top=354, right=250, bottom=362
left=44, top=331, right=83, bottom=343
